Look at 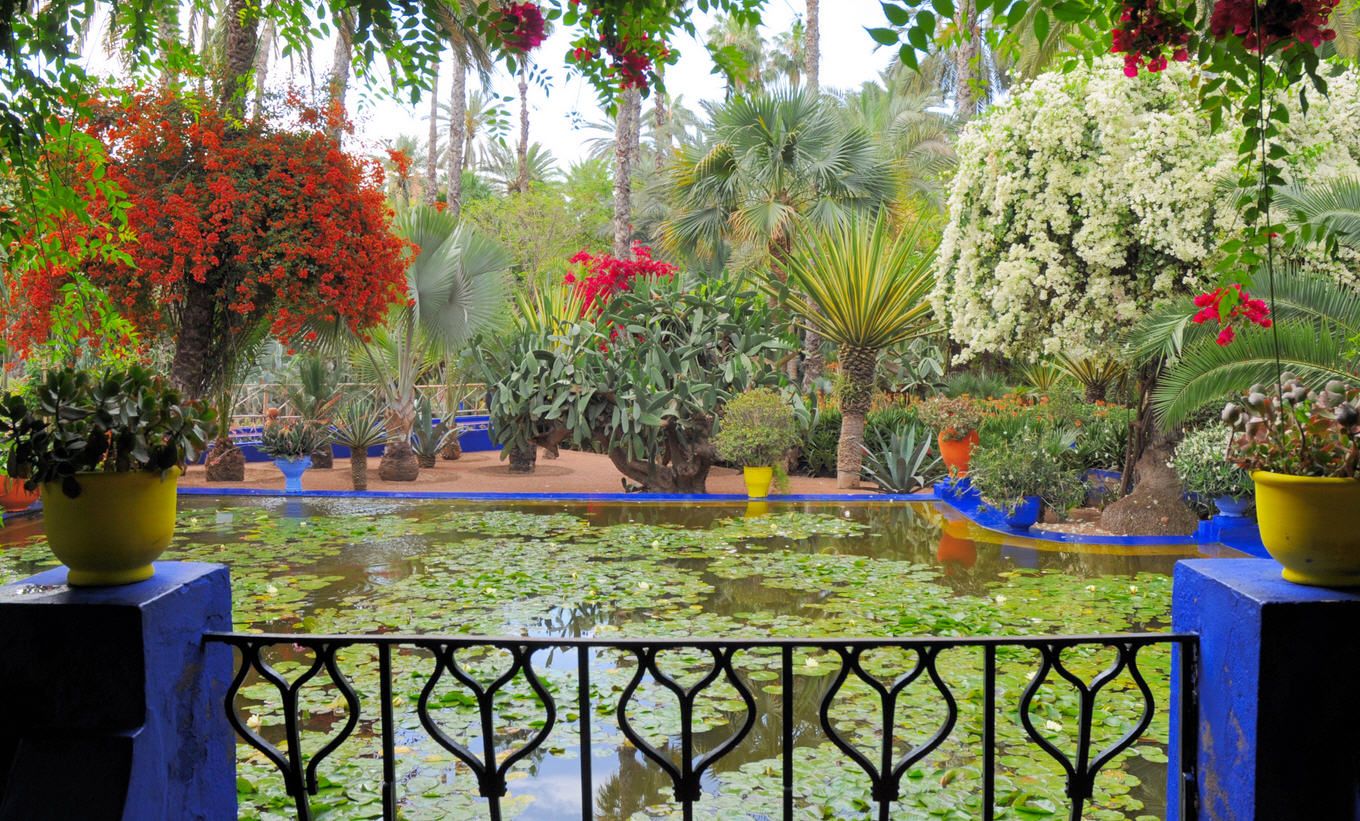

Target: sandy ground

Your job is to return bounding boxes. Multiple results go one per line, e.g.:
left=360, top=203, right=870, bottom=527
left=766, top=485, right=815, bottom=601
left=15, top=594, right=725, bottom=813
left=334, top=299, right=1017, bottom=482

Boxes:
left=180, top=448, right=877, bottom=496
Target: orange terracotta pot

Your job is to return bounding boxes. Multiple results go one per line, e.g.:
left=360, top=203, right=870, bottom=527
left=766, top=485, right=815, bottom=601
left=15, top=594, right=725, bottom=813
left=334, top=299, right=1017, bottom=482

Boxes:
left=938, top=429, right=980, bottom=476
left=0, top=476, right=39, bottom=512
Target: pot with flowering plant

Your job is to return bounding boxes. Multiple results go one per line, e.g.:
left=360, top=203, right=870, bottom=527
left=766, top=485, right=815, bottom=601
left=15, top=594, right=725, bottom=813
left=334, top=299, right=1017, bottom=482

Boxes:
left=1222, top=375, right=1360, bottom=586
left=260, top=420, right=328, bottom=493
left=918, top=396, right=983, bottom=476
left=1171, top=426, right=1256, bottom=517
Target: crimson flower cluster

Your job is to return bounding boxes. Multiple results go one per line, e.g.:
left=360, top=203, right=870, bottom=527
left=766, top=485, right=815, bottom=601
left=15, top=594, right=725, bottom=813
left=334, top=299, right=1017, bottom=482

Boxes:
left=565, top=244, right=677, bottom=316
left=1209, top=0, right=1338, bottom=49
left=498, top=2, right=548, bottom=53
left=564, top=0, right=672, bottom=91
left=1192, top=283, right=1272, bottom=345
left=1110, top=0, right=1191, bottom=77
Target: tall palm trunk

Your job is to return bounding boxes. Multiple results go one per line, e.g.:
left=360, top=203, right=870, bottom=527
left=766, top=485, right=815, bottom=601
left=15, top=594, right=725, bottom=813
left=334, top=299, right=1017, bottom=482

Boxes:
left=836, top=343, right=879, bottom=488
left=447, top=53, right=467, bottom=217
left=805, top=0, right=820, bottom=93
left=218, top=0, right=259, bottom=118
left=514, top=65, right=530, bottom=194
left=327, top=8, right=356, bottom=140
left=250, top=18, right=274, bottom=120
left=613, top=88, right=641, bottom=257
left=953, top=0, right=980, bottom=119
left=425, top=62, right=440, bottom=205
left=653, top=72, right=669, bottom=171
left=349, top=451, right=369, bottom=491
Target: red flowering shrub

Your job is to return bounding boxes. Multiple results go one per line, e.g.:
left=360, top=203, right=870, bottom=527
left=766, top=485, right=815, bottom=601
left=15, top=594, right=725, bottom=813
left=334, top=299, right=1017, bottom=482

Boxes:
left=564, top=0, right=674, bottom=91
left=1191, top=283, right=1272, bottom=345
left=1110, top=0, right=1191, bottom=76
left=3, top=90, right=408, bottom=396
left=498, top=2, right=548, bottom=53
left=566, top=244, right=677, bottom=316
left=1209, top=0, right=1338, bottom=49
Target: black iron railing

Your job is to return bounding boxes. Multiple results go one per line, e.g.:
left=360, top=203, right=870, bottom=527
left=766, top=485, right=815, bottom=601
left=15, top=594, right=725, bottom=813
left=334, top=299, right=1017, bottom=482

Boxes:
left=206, top=632, right=1198, bottom=821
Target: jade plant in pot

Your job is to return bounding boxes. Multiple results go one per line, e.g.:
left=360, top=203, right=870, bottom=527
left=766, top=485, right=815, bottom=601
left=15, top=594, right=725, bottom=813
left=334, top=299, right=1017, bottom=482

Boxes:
left=1170, top=426, right=1254, bottom=518
left=0, top=367, right=213, bottom=586
left=714, top=388, right=799, bottom=499
left=260, top=419, right=328, bottom=493
left=1222, top=376, right=1360, bottom=586
left=918, top=396, right=983, bottom=477
left=968, top=429, right=1085, bottom=530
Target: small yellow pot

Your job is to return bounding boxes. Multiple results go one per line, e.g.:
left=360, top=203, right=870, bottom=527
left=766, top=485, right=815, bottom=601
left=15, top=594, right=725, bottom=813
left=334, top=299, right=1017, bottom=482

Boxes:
left=41, top=469, right=181, bottom=587
left=743, top=466, right=774, bottom=499
left=1253, top=471, right=1360, bottom=587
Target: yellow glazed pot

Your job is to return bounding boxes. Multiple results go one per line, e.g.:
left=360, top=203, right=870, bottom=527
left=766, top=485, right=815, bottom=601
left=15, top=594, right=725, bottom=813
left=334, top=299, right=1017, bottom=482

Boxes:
left=743, top=466, right=773, bottom=499
left=41, top=469, right=181, bottom=587
left=1253, top=471, right=1360, bottom=587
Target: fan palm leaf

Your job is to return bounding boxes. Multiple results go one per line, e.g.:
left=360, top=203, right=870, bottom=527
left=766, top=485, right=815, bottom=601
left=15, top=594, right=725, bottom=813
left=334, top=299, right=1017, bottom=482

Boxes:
left=1276, top=177, right=1360, bottom=251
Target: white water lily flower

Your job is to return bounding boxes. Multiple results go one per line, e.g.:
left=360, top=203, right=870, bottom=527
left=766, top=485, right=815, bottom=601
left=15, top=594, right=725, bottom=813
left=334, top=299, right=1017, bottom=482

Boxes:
left=1045, top=720, right=1063, bottom=732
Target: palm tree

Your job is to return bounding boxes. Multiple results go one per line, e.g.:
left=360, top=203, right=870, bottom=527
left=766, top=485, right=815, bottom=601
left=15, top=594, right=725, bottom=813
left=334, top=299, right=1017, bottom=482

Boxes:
left=766, top=19, right=807, bottom=87
left=706, top=14, right=766, bottom=98
left=613, top=88, right=642, bottom=256
left=482, top=140, right=559, bottom=193
left=425, top=60, right=441, bottom=205
left=805, top=1, right=819, bottom=92
left=431, top=0, right=495, bottom=214
left=775, top=216, right=937, bottom=487
left=331, top=400, right=386, bottom=490
left=346, top=206, right=510, bottom=480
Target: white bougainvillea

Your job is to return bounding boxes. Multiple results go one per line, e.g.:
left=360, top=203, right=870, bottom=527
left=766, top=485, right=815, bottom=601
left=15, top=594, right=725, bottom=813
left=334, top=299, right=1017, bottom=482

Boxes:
left=935, top=56, right=1360, bottom=360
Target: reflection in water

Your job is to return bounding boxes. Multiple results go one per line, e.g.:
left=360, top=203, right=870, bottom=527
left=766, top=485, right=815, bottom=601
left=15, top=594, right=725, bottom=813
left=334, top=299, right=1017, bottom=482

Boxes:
left=0, top=497, right=1235, bottom=820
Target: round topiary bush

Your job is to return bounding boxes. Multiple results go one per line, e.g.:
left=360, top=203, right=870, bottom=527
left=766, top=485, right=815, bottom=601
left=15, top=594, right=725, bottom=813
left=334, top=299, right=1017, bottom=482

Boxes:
left=714, top=389, right=799, bottom=468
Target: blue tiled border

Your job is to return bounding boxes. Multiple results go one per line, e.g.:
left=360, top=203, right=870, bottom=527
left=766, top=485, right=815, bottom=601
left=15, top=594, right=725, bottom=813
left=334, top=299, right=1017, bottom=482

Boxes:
left=175, top=484, right=1269, bottom=557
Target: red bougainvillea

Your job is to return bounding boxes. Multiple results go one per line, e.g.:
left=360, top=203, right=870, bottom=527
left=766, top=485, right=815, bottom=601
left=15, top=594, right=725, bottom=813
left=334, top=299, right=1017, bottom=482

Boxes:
left=1210, top=0, right=1338, bottom=49
left=3, top=90, right=409, bottom=395
left=1191, top=283, right=1273, bottom=345
left=1110, top=0, right=1191, bottom=76
left=498, top=2, right=549, bottom=53
left=566, top=244, right=677, bottom=316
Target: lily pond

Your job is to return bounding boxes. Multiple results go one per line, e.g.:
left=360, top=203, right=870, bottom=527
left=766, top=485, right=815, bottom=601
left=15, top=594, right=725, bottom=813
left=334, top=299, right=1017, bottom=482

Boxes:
left=0, top=498, right=1236, bottom=820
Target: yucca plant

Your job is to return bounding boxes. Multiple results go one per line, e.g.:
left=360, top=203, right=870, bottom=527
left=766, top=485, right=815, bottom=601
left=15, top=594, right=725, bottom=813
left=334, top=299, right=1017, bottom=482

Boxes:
left=331, top=400, right=386, bottom=491
left=1054, top=354, right=1126, bottom=403
left=410, top=395, right=452, bottom=469
left=773, top=215, right=937, bottom=487
left=1014, top=360, right=1068, bottom=397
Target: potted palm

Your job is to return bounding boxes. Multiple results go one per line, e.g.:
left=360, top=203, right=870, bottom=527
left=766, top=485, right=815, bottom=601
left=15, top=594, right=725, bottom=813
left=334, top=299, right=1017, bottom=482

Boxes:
left=918, top=396, right=984, bottom=476
left=1170, top=426, right=1254, bottom=517
left=0, top=367, right=213, bottom=585
left=968, top=430, right=1086, bottom=530
left=714, top=389, right=799, bottom=499
left=1222, top=376, right=1360, bottom=586
left=331, top=400, right=386, bottom=491
left=260, top=420, right=327, bottom=493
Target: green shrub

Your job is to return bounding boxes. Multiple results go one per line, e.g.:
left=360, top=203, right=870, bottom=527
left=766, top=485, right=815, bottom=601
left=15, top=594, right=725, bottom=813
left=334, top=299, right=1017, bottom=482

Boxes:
left=801, top=409, right=841, bottom=476
left=969, top=429, right=1086, bottom=515
left=943, top=370, right=1010, bottom=399
left=1171, top=426, right=1253, bottom=502
left=714, top=389, right=800, bottom=467
left=260, top=420, right=328, bottom=460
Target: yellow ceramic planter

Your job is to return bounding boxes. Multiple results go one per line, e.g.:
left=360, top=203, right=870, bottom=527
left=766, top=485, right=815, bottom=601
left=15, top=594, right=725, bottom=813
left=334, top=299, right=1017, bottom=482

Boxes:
left=743, top=466, right=773, bottom=499
left=41, top=469, right=181, bottom=587
left=1253, top=471, right=1360, bottom=587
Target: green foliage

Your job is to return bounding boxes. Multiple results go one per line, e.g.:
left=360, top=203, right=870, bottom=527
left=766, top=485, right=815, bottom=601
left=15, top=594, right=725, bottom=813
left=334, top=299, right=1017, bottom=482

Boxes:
left=286, top=354, right=340, bottom=423
left=860, top=422, right=944, bottom=493
left=917, top=395, right=982, bottom=439
left=462, top=179, right=609, bottom=278
left=970, top=429, right=1087, bottom=515
left=329, top=401, right=386, bottom=451
left=0, top=366, right=213, bottom=497
left=259, top=420, right=328, bottom=460
left=800, top=408, right=842, bottom=477
left=410, top=396, right=452, bottom=462
left=1171, top=426, right=1254, bottom=501
left=877, top=337, right=947, bottom=396
left=1013, top=360, right=1068, bottom=397
left=19, top=274, right=142, bottom=374
left=943, top=370, right=1010, bottom=399
left=714, top=388, right=799, bottom=467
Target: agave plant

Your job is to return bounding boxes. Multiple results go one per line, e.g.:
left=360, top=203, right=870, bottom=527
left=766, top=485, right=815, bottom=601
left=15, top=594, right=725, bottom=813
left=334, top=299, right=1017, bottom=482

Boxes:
left=774, top=215, right=937, bottom=488
left=859, top=422, right=943, bottom=493
left=410, top=395, right=453, bottom=469
left=330, top=400, right=386, bottom=491
left=1128, top=268, right=1360, bottom=428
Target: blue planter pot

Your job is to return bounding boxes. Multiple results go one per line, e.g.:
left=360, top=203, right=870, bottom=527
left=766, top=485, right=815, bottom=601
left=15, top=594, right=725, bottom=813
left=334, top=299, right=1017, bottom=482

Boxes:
left=274, top=456, right=312, bottom=494
left=1004, top=496, right=1043, bottom=530
left=1213, top=495, right=1253, bottom=518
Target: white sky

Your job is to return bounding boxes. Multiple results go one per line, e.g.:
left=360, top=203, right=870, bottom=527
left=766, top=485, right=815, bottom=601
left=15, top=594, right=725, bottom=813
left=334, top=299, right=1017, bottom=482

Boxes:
left=80, top=1, right=897, bottom=167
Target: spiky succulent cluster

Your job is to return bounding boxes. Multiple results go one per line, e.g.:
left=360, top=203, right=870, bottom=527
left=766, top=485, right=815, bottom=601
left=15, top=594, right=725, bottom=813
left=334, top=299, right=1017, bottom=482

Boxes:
left=1221, top=375, right=1360, bottom=478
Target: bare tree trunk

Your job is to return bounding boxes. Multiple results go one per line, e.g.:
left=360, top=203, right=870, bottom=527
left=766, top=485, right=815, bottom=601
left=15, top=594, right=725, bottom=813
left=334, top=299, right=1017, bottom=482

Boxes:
left=953, top=0, right=980, bottom=119
left=805, top=0, right=820, bottom=94
left=425, top=61, right=440, bottom=205
left=612, top=88, right=640, bottom=257
left=447, top=53, right=467, bottom=217
left=250, top=17, right=274, bottom=120
left=653, top=72, right=669, bottom=171
left=218, top=0, right=259, bottom=119
left=514, top=66, right=530, bottom=194
left=835, top=344, right=878, bottom=488
left=327, top=8, right=356, bottom=140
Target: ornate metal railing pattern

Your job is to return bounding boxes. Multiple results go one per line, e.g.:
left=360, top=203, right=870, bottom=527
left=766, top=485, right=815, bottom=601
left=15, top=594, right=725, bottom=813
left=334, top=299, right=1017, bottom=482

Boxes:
left=206, top=632, right=1198, bottom=821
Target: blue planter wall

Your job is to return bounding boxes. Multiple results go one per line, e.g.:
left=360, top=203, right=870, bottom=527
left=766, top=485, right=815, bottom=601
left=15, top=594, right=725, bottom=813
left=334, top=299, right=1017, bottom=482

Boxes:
left=205, top=415, right=499, bottom=463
